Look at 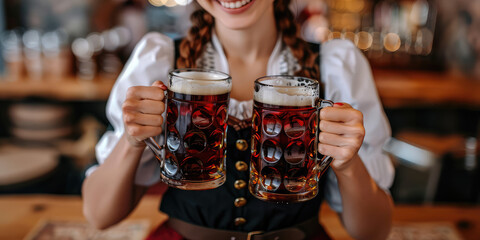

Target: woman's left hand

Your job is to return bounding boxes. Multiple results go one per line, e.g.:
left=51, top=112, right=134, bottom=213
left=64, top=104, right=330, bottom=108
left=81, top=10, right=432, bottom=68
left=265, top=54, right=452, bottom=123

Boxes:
left=318, top=102, right=365, bottom=172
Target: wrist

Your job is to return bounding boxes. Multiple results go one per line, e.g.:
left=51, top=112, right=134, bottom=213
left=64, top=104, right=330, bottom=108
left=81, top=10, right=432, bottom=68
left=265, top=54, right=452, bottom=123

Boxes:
left=123, top=134, right=147, bottom=151
left=331, top=154, right=362, bottom=178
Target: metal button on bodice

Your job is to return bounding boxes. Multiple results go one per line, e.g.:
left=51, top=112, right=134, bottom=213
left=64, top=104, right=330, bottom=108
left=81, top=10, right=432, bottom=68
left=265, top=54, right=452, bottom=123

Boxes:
left=234, top=197, right=247, bottom=207
left=234, top=217, right=247, bottom=226
left=235, top=161, right=248, bottom=171
left=236, top=139, right=248, bottom=151
left=234, top=180, right=247, bottom=189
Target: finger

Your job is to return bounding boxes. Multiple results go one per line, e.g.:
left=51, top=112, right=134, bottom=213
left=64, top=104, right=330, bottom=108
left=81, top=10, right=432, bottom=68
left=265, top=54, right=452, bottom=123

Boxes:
left=320, top=105, right=363, bottom=123
left=124, top=112, right=164, bottom=127
left=126, top=86, right=165, bottom=101
left=123, top=99, right=165, bottom=115
left=319, top=120, right=364, bottom=136
left=318, top=132, right=358, bottom=147
left=318, top=143, right=355, bottom=161
left=125, top=123, right=163, bottom=140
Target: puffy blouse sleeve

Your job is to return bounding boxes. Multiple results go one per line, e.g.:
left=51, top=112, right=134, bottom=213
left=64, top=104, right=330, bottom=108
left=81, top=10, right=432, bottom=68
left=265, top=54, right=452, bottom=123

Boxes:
left=320, top=39, right=395, bottom=212
left=88, top=32, right=175, bottom=186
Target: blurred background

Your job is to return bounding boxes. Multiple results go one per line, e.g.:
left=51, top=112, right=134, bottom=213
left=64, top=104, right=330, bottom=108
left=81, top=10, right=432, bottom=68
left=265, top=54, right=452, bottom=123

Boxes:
left=0, top=0, right=479, bottom=238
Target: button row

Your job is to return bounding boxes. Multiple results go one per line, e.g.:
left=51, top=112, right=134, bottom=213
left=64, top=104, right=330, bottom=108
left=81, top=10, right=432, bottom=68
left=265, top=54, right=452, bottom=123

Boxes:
left=234, top=139, right=249, bottom=227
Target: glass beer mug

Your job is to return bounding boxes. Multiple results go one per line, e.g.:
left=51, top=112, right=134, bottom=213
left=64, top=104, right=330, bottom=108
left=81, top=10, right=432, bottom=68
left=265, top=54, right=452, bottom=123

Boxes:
left=249, top=75, right=333, bottom=203
left=145, top=69, right=232, bottom=190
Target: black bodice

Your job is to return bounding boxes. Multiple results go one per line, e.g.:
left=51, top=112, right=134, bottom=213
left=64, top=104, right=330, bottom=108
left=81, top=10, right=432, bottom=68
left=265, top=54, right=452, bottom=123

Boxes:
left=159, top=126, right=325, bottom=232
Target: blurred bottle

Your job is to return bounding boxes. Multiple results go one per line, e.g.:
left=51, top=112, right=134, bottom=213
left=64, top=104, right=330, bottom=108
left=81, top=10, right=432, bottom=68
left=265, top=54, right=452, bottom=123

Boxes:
left=72, top=26, right=131, bottom=80
left=1, top=30, right=24, bottom=81
left=22, top=29, right=43, bottom=80
left=42, top=29, right=73, bottom=80
left=72, top=37, right=96, bottom=80
left=99, top=27, right=130, bottom=79
left=465, top=137, right=477, bottom=171
left=409, top=0, right=437, bottom=56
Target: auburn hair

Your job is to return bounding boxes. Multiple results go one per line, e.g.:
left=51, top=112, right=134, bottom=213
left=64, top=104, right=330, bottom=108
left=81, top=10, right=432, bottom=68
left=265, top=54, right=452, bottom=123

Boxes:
left=176, top=0, right=320, bottom=80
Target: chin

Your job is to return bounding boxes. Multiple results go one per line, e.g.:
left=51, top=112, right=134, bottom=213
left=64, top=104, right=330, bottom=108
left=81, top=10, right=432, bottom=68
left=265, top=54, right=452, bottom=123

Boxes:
left=215, top=15, right=258, bottom=30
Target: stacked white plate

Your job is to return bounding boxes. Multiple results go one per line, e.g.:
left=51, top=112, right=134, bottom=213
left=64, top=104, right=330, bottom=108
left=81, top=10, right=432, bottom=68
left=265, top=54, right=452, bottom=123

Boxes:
left=8, top=103, right=73, bottom=142
left=0, top=145, right=59, bottom=186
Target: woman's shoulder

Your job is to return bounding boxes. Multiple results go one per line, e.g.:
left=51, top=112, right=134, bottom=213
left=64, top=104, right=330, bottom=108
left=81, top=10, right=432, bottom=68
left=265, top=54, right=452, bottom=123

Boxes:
left=319, top=39, right=375, bottom=101
left=321, top=39, right=358, bottom=52
left=320, top=39, right=365, bottom=64
left=320, top=39, right=371, bottom=81
left=130, top=32, right=175, bottom=59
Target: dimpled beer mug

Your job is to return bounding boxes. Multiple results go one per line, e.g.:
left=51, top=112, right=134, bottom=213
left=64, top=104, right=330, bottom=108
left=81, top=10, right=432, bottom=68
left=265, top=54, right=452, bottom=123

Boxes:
left=145, top=69, right=232, bottom=190
left=250, top=75, right=334, bottom=203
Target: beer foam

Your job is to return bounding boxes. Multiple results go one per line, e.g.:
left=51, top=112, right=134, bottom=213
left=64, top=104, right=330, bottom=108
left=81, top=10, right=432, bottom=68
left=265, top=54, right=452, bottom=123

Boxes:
left=170, top=71, right=231, bottom=95
left=254, top=79, right=317, bottom=107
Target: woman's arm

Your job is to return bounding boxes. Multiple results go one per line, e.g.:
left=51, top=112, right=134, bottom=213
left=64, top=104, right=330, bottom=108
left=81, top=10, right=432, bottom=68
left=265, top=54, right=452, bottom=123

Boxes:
left=82, top=135, right=148, bottom=229
left=319, top=103, right=393, bottom=240
left=82, top=81, right=167, bottom=229
left=335, top=155, right=394, bottom=240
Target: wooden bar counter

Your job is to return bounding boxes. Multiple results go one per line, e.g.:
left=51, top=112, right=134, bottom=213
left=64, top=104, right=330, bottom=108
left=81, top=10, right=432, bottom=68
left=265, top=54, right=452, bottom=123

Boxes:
left=0, top=194, right=479, bottom=240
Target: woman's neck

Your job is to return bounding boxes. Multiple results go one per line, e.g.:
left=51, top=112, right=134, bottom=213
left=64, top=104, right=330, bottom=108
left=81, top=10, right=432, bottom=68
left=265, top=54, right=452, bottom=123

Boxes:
left=214, top=6, right=278, bottom=63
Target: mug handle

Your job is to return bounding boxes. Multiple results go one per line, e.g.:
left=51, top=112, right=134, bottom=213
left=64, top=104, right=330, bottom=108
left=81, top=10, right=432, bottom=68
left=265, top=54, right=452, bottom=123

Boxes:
left=144, top=137, right=164, bottom=161
left=316, top=100, right=334, bottom=178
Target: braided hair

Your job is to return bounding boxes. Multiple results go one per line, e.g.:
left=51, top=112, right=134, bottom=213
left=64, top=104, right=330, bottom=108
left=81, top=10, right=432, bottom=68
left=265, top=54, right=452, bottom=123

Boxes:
left=176, top=0, right=320, bottom=81
left=176, top=6, right=215, bottom=69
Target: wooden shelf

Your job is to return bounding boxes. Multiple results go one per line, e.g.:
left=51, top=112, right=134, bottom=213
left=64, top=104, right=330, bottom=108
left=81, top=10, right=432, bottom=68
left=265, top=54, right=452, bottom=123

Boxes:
left=2, top=70, right=480, bottom=107
left=373, top=69, right=480, bottom=108
left=0, top=76, right=116, bottom=101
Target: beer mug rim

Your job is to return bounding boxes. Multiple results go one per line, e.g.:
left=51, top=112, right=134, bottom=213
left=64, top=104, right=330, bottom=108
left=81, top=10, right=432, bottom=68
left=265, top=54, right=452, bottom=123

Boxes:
left=255, top=75, right=319, bottom=88
left=169, top=68, right=231, bottom=82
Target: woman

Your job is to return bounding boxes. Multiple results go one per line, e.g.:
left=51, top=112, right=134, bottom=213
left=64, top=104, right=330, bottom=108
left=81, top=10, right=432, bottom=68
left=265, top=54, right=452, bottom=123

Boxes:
left=82, top=0, right=394, bottom=239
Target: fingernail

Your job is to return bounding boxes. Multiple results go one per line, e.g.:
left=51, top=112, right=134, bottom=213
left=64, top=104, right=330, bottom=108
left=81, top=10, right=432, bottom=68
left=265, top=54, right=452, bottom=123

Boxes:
left=155, top=82, right=168, bottom=90
left=334, top=102, right=344, bottom=106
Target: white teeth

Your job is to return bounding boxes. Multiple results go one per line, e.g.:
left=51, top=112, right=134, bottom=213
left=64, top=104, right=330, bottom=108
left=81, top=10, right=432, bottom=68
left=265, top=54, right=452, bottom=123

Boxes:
left=219, top=0, right=251, bottom=9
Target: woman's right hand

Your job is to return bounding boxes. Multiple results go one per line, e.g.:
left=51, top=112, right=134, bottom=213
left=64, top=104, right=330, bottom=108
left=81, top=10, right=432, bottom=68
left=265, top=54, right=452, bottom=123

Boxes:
left=122, top=81, right=168, bottom=148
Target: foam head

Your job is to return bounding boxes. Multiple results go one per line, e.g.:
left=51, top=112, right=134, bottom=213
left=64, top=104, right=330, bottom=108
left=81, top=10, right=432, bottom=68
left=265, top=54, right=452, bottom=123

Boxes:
left=169, top=71, right=231, bottom=95
left=254, top=77, right=318, bottom=107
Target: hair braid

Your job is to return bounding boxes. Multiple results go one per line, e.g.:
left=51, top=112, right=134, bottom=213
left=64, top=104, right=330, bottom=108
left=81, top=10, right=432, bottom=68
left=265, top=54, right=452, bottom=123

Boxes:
left=275, top=0, right=320, bottom=80
left=176, top=8, right=214, bottom=68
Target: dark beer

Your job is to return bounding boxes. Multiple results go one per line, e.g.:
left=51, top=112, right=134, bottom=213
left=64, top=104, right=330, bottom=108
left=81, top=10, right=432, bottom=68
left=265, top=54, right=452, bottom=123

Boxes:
left=157, top=70, right=231, bottom=190
left=249, top=76, right=331, bottom=203
left=250, top=101, right=320, bottom=202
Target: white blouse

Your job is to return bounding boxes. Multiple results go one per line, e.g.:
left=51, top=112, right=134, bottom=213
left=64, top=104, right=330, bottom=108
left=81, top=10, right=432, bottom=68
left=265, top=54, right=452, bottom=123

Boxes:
left=88, top=32, right=394, bottom=212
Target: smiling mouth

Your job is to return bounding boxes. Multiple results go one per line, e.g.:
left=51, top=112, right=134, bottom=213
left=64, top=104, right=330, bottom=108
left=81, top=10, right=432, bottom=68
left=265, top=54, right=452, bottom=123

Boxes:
left=217, top=0, right=252, bottom=9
